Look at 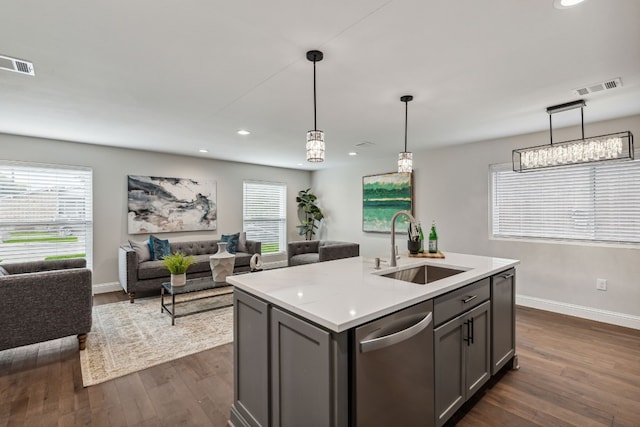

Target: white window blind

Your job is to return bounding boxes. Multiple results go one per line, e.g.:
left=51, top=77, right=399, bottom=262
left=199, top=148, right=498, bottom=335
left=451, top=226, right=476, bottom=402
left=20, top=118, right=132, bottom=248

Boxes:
left=0, top=161, right=93, bottom=266
left=243, top=181, right=286, bottom=254
left=490, top=160, right=640, bottom=244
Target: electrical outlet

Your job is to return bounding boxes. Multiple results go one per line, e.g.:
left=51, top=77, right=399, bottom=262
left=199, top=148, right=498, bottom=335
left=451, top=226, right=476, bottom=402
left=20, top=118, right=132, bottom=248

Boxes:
left=596, top=278, right=607, bottom=291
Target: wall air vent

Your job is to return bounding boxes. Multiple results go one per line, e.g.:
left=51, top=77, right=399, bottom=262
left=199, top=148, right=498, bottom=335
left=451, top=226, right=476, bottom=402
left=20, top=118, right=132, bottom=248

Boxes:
left=0, top=54, right=35, bottom=76
left=572, top=78, right=622, bottom=96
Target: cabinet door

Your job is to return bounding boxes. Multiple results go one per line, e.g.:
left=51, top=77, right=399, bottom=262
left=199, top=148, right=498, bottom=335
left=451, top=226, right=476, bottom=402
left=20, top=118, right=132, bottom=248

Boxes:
left=271, top=307, right=331, bottom=427
left=491, top=269, right=516, bottom=374
left=233, top=289, right=269, bottom=427
left=434, top=314, right=465, bottom=427
left=465, top=301, right=491, bottom=397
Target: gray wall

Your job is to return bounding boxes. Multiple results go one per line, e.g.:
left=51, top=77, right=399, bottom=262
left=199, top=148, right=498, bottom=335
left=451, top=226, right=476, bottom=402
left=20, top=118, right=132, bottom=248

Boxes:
left=1, top=133, right=311, bottom=286
left=312, top=114, right=640, bottom=324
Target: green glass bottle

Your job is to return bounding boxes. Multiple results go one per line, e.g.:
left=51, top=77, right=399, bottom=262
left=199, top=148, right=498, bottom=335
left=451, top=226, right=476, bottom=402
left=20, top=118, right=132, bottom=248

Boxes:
left=418, top=222, right=424, bottom=253
left=428, top=221, right=438, bottom=253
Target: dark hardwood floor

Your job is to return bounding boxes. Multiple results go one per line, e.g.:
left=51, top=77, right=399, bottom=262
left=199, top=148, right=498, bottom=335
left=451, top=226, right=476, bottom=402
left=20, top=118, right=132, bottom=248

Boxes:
left=1, top=293, right=639, bottom=426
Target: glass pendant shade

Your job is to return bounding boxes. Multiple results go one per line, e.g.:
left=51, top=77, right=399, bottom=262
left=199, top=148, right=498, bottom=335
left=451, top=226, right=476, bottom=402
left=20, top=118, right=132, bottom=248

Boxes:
left=513, top=100, right=634, bottom=172
left=398, top=152, right=413, bottom=173
left=398, top=95, right=414, bottom=173
left=513, top=131, right=634, bottom=172
left=306, top=130, right=325, bottom=162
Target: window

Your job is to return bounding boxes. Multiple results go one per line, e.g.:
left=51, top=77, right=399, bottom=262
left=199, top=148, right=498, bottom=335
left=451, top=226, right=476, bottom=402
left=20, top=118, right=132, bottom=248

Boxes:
left=243, top=181, right=286, bottom=254
left=490, top=160, right=640, bottom=245
left=0, top=161, right=93, bottom=266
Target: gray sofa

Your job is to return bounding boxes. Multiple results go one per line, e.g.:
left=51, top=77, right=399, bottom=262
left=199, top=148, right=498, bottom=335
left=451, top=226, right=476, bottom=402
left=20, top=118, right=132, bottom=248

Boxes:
left=0, top=258, right=92, bottom=351
left=287, top=240, right=360, bottom=266
left=119, top=239, right=261, bottom=302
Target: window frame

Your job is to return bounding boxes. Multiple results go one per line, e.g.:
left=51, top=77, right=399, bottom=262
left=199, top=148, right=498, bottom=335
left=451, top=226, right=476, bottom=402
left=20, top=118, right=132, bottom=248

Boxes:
left=489, top=160, right=640, bottom=249
left=0, top=160, right=93, bottom=266
left=242, top=180, right=287, bottom=255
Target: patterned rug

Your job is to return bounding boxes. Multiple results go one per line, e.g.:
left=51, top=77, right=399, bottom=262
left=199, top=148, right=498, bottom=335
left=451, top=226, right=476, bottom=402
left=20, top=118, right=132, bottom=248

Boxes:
left=80, top=291, right=234, bottom=387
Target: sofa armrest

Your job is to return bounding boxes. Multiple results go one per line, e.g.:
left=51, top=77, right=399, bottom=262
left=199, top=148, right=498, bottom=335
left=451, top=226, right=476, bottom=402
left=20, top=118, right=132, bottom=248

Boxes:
left=2, top=258, right=87, bottom=274
left=245, top=240, right=262, bottom=255
left=118, top=245, right=138, bottom=294
left=319, top=242, right=360, bottom=262
left=0, top=268, right=93, bottom=351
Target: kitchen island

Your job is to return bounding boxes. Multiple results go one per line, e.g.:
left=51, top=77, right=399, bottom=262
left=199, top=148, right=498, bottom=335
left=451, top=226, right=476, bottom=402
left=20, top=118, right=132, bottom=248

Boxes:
left=227, top=252, right=519, bottom=427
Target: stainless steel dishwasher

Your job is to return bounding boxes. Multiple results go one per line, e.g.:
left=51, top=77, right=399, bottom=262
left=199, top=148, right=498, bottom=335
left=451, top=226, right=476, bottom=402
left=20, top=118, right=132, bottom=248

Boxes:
left=353, top=299, right=434, bottom=427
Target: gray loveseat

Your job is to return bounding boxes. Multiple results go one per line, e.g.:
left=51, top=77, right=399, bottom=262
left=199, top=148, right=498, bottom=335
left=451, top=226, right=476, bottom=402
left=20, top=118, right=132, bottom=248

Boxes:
left=119, top=239, right=261, bottom=302
left=0, top=258, right=92, bottom=351
left=287, top=240, right=360, bottom=266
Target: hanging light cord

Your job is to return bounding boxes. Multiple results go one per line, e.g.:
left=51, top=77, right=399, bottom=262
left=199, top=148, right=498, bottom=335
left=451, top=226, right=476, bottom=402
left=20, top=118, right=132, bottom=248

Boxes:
left=313, top=59, right=317, bottom=131
left=404, top=99, right=408, bottom=152
left=548, top=100, right=586, bottom=145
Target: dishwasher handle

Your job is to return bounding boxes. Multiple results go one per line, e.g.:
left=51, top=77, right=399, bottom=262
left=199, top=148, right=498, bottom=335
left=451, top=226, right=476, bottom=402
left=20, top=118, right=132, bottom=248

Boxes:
left=360, top=312, right=433, bottom=353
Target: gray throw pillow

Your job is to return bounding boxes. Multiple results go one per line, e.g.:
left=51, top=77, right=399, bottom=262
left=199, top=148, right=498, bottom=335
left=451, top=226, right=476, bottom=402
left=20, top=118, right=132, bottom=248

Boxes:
left=129, top=239, right=151, bottom=263
left=0, top=265, right=9, bottom=276
left=238, top=231, right=248, bottom=253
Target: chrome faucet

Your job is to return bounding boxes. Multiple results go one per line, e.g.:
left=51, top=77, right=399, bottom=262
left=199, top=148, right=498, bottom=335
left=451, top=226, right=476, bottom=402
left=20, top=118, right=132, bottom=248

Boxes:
left=390, top=210, right=417, bottom=267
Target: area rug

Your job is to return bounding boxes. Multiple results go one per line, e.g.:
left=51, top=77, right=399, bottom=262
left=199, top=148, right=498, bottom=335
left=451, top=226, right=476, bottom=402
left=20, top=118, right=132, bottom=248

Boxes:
left=80, top=291, right=234, bottom=387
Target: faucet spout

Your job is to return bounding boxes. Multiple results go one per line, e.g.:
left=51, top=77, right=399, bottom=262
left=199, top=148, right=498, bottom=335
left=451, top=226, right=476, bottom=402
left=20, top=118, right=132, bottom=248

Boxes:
left=390, top=210, right=417, bottom=267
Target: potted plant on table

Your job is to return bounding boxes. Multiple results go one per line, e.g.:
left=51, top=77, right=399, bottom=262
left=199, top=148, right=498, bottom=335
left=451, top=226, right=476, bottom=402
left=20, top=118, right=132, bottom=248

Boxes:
left=162, top=252, right=195, bottom=287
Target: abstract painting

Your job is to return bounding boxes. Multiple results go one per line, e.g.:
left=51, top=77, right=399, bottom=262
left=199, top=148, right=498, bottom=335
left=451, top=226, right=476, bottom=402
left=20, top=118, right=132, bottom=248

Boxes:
left=362, top=172, right=413, bottom=233
left=127, top=175, right=216, bottom=234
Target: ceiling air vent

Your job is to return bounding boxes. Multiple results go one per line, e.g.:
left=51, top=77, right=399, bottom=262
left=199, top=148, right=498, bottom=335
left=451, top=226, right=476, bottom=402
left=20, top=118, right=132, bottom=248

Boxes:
left=572, top=78, right=622, bottom=96
left=0, top=54, right=35, bottom=76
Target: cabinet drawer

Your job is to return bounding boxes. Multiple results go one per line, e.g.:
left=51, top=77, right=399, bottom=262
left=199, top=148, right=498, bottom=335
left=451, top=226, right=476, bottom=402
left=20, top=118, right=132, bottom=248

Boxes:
left=434, top=278, right=490, bottom=326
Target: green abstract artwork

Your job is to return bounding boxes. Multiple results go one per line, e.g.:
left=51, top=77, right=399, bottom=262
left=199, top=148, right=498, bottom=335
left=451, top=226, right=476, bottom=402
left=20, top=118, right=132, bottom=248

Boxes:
left=362, top=172, right=413, bottom=233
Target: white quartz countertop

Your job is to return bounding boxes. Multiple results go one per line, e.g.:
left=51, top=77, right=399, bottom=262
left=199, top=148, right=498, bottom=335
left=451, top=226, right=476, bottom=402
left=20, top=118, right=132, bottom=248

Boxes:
left=227, top=252, right=519, bottom=333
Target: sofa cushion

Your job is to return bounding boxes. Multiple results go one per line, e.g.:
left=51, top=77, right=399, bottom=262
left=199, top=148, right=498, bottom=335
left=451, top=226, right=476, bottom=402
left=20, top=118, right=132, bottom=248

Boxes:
left=149, top=235, right=171, bottom=260
left=137, top=260, right=168, bottom=280
left=289, top=253, right=320, bottom=266
left=128, top=239, right=151, bottom=262
left=221, top=233, right=240, bottom=254
left=234, top=252, right=252, bottom=268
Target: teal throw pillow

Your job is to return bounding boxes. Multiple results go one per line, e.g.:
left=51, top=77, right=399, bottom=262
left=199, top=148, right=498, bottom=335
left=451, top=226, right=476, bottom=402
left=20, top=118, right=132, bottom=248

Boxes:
left=220, top=233, right=240, bottom=254
left=149, top=235, right=171, bottom=260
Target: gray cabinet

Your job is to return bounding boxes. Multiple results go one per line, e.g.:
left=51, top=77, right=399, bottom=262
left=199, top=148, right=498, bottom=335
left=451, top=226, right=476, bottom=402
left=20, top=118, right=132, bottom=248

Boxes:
left=270, top=307, right=332, bottom=427
left=491, top=268, right=516, bottom=374
left=434, top=281, right=491, bottom=427
left=231, top=289, right=270, bottom=427
left=231, top=290, right=348, bottom=427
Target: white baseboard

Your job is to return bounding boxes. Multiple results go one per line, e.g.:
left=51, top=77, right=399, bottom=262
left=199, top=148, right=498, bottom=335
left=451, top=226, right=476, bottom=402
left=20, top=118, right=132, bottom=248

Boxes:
left=93, top=281, right=122, bottom=295
left=516, top=294, right=640, bottom=330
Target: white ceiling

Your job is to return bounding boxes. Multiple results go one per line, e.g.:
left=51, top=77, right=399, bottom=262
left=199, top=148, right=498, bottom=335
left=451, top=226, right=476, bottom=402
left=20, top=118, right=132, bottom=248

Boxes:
left=1, top=0, right=639, bottom=170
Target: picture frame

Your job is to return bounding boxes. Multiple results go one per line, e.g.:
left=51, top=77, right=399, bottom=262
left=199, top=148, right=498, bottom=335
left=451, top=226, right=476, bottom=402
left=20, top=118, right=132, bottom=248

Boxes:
left=362, top=172, right=413, bottom=233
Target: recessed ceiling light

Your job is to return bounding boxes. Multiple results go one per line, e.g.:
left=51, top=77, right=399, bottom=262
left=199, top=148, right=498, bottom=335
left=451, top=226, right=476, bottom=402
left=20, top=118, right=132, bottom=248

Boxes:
left=348, top=152, right=358, bottom=156
left=199, top=149, right=209, bottom=153
left=554, top=0, right=586, bottom=9
left=297, top=163, right=303, bottom=166
left=237, top=130, right=251, bottom=136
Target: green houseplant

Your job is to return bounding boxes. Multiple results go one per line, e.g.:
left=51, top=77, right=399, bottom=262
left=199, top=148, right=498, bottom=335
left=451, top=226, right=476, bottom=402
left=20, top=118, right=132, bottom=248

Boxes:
left=162, top=252, right=195, bottom=287
left=296, top=188, right=324, bottom=240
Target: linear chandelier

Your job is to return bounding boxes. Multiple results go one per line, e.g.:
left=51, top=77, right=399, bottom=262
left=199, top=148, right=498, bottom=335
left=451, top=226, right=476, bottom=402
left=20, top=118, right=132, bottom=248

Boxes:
left=398, top=95, right=413, bottom=173
left=513, top=100, right=634, bottom=172
left=306, top=50, right=325, bottom=162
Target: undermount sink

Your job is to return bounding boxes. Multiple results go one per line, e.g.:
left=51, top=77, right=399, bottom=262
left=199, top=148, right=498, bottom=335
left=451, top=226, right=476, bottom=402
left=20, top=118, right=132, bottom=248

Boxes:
left=379, top=264, right=465, bottom=285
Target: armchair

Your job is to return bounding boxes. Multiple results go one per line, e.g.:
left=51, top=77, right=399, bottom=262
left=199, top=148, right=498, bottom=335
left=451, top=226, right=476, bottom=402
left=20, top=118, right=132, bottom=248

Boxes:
left=0, top=258, right=92, bottom=351
left=287, top=240, right=360, bottom=266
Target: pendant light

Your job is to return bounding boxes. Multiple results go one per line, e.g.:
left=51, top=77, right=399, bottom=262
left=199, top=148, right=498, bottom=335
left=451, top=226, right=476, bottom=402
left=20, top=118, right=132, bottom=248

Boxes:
left=398, top=95, right=413, bottom=173
left=513, top=100, right=634, bottom=172
left=306, top=50, right=324, bottom=162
